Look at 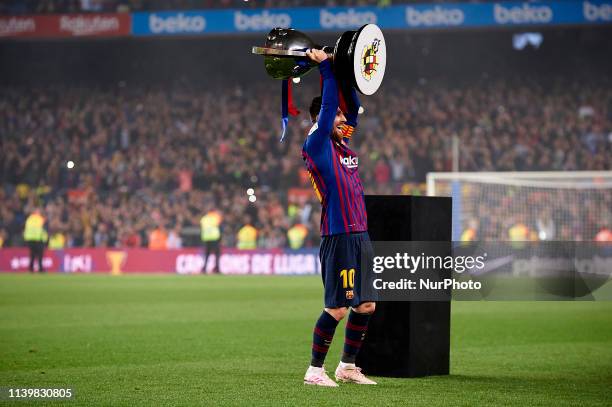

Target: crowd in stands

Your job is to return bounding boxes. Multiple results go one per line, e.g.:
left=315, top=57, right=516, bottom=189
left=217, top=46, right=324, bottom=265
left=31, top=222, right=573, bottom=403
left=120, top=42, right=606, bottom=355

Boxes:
left=447, top=186, right=612, bottom=242
left=0, top=73, right=610, bottom=248
left=1, top=0, right=497, bottom=15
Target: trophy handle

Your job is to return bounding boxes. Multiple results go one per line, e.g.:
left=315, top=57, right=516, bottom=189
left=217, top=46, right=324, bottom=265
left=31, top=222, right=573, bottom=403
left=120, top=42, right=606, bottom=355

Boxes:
left=252, top=46, right=334, bottom=59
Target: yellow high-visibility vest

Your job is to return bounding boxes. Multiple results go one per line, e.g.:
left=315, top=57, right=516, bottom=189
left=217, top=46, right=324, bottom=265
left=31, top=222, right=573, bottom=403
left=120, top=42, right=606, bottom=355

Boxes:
left=287, top=224, right=308, bottom=249
left=23, top=213, right=47, bottom=242
left=509, top=223, right=530, bottom=249
left=460, top=228, right=476, bottom=242
left=287, top=203, right=299, bottom=219
left=49, top=233, right=66, bottom=249
left=509, top=223, right=529, bottom=241
left=201, top=211, right=222, bottom=242
left=237, top=225, right=257, bottom=250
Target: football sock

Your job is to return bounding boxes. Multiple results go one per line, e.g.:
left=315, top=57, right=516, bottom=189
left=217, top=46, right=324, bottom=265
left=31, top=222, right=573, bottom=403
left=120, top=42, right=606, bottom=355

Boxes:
left=341, top=310, right=371, bottom=364
left=310, top=311, right=340, bottom=368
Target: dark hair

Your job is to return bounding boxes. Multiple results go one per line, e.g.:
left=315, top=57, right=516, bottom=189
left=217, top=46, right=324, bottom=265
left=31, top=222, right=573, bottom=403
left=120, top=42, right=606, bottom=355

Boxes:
left=309, top=96, right=322, bottom=123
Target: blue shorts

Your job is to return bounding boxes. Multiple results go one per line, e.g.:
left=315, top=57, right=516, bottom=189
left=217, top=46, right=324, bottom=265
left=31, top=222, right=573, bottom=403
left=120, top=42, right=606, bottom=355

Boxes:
left=319, top=231, right=377, bottom=308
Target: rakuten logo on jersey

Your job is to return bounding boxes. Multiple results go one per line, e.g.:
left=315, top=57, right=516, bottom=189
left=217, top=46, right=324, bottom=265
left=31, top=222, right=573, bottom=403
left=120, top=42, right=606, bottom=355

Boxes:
left=0, top=17, right=36, bottom=37
left=60, top=15, right=119, bottom=36
left=320, top=9, right=377, bottom=29
left=493, top=3, right=553, bottom=24
left=149, top=13, right=206, bottom=34
left=234, top=11, right=291, bottom=31
left=583, top=1, right=612, bottom=22
left=340, top=155, right=359, bottom=169
left=405, top=6, right=464, bottom=27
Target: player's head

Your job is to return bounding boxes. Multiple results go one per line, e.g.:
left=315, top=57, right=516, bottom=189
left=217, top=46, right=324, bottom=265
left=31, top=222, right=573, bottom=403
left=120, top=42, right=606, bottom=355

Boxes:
left=309, top=96, right=347, bottom=142
left=309, top=96, right=322, bottom=123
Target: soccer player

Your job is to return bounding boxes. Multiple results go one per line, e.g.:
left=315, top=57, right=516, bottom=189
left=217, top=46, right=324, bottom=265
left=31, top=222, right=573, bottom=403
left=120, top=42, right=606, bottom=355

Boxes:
left=302, top=49, right=377, bottom=386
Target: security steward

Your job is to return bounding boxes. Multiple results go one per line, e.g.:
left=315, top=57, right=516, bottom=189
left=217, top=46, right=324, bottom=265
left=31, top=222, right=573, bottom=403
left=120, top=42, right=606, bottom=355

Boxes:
left=23, top=208, right=48, bottom=273
left=201, top=209, right=222, bottom=274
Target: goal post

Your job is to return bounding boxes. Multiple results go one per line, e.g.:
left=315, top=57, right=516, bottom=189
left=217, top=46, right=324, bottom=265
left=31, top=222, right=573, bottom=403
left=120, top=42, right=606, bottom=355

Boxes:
left=426, top=171, right=612, bottom=241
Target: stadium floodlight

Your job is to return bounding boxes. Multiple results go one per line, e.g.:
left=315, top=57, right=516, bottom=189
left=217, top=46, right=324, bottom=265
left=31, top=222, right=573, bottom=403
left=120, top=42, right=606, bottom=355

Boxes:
left=426, top=171, right=612, bottom=241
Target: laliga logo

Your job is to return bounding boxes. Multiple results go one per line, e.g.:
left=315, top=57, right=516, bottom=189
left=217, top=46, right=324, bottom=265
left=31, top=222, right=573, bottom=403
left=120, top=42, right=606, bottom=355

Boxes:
left=149, top=13, right=206, bottom=34
left=320, top=9, right=377, bottom=29
left=583, top=1, right=612, bottom=21
left=405, top=6, right=464, bottom=27
left=234, top=11, right=291, bottom=31
left=494, top=3, right=553, bottom=24
left=361, top=38, right=380, bottom=81
left=340, top=155, right=359, bottom=169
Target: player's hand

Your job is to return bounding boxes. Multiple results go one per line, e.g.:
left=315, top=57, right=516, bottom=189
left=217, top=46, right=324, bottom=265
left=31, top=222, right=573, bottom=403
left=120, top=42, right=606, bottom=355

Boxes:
left=306, top=48, right=328, bottom=63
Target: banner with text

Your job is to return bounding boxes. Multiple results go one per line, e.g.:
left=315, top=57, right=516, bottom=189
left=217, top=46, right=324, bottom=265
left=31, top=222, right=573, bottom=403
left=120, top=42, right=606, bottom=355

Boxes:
left=0, top=248, right=320, bottom=275
left=1, top=2, right=610, bottom=39
left=0, top=13, right=131, bottom=38
left=131, top=1, right=612, bottom=36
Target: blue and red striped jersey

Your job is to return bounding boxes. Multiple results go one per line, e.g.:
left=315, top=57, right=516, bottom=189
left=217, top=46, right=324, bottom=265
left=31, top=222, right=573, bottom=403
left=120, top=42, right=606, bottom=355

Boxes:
left=302, top=59, right=368, bottom=236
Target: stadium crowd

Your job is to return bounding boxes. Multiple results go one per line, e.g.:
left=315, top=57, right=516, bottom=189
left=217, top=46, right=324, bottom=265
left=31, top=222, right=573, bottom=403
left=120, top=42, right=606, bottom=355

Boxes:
left=0, top=75, right=610, bottom=248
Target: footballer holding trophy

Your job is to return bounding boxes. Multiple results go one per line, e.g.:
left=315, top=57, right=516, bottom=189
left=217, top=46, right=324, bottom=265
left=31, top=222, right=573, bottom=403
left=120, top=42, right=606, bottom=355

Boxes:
left=252, top=24, right=387, bottom=386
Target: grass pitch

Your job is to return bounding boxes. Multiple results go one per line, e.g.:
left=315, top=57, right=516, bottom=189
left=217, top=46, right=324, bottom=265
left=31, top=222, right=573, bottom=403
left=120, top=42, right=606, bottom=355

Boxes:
left=0, top=274, right=611, bottom=407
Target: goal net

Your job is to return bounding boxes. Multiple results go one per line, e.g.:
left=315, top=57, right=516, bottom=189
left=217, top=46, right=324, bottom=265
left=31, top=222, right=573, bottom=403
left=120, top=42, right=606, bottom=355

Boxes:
left=426, top=171, right=612, bottom=241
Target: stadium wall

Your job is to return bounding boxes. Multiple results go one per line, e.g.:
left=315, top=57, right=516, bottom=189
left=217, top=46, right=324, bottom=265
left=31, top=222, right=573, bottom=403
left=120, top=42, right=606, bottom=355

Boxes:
left=0, top=248, right=320, bottom=275
left=1, top=1, right=611, bottom=39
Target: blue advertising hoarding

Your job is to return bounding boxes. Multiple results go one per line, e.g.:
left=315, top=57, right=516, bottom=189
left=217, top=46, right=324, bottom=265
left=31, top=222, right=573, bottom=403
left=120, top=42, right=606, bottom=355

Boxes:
left=131, top=1, right=612, bottom=36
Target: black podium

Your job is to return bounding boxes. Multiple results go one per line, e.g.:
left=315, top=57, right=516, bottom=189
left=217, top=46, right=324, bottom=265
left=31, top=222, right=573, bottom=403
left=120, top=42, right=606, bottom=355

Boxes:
left=356, top=195, right=452, bottom=377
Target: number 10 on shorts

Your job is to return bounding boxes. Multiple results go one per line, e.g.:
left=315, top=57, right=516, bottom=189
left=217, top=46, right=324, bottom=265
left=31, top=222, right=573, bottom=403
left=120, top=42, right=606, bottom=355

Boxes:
left=340, top=268, right=355, bottom=288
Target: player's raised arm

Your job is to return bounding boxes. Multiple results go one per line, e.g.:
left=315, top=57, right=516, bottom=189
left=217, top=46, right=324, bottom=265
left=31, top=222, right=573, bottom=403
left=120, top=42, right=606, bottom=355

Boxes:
left=344, top=86, right=361, bottom=128
left=339, top=86, right=361, bottom=143
left=306, top=49, right=338, bottom=149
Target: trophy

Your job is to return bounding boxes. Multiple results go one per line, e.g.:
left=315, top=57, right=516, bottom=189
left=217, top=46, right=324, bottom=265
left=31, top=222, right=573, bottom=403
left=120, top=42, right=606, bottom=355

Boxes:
left=252, top=24, right=386, bottom=95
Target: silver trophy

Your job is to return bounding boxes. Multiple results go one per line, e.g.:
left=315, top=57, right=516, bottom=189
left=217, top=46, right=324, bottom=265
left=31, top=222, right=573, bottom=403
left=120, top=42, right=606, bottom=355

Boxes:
left=252, top=24, right=386, bottom=95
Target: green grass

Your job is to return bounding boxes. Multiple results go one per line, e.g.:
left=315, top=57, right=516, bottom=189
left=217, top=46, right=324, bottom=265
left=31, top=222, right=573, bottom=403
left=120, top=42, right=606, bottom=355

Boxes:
left=0, top=274, right=611, bottom=407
